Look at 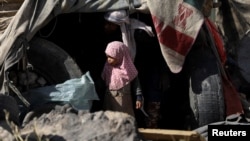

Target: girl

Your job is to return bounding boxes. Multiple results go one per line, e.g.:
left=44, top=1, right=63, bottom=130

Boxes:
left=102, top=41, right=143, bottom=117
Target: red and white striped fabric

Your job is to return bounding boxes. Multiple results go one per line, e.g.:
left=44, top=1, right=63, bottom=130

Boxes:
left=147, top=0, right=244, bottom=120
left=147, top=0, right=204, bottom=73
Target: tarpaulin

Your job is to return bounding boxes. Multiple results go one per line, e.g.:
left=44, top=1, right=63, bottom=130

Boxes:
left=0, top=0, right=141, bottom=94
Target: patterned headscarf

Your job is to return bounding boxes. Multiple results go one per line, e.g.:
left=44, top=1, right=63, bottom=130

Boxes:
left=102, top=41, right=138, bottom=90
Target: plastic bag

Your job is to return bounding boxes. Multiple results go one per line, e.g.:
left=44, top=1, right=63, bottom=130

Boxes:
left=24, top=71, right=99, bottom=110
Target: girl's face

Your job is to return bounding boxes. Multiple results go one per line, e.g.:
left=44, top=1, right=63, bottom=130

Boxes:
left=106, top=55, right=118, bottom=66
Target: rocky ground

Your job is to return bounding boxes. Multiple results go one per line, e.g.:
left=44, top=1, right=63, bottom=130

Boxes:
left=0, top=95, right=145, bottom=141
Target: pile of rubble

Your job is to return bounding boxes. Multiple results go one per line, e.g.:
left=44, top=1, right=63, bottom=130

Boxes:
left=0, top=95, right=144, bottom=141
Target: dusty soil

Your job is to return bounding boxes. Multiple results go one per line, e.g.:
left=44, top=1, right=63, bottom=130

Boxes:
left=1, top=104, right=145, bottom=141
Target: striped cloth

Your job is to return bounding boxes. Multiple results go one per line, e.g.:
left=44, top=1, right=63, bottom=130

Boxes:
left=147, top=0, right=244, bottom=120
left=147, top=0, right=204, bottom=73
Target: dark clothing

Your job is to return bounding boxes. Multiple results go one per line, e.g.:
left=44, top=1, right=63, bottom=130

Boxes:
left=103, top=77, right=143, bottom=117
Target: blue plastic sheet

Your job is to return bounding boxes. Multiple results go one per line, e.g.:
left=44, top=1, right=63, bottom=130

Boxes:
left=24, top=71, right=99, bottom=110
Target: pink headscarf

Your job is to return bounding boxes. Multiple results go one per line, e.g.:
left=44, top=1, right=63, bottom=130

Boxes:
left=102, top=41, right=138, bottom=90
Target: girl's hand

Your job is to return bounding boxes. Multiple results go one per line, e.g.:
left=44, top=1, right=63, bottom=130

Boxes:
left=136, top=100, right=142, bottom=109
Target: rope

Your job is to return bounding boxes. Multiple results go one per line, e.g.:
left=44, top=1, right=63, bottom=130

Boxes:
left=8, top=81, right=30, bottom=107
left=126, top=0, right=135, bottom=13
